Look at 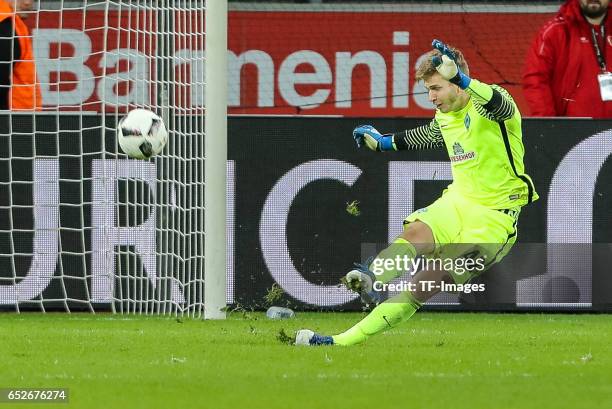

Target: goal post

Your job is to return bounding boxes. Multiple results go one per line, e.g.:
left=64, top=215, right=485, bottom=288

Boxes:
left=204, top=0, right=228, bottom=320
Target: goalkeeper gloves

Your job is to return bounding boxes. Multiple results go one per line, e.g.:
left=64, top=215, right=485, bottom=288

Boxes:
left=431, top=39, right=471, bottom=89
left=352, top=125, right=395, bottom=151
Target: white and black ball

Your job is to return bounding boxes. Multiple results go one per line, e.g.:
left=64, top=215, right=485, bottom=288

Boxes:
left=117, top=109, right=168, bottom=159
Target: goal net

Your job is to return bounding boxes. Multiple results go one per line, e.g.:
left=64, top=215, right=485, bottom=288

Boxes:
left=0, top=0, right=220, bottom=316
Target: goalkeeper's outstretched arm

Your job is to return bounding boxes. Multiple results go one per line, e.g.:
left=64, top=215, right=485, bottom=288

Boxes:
left=352, top=120, right=444, bottom=152
left=392, top=119, right=444, bottom=150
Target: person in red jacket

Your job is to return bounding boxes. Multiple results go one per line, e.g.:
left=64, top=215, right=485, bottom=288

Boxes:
left=523, top=0, right=612, bottom=117
left=0, top=0, right=41, bottom=110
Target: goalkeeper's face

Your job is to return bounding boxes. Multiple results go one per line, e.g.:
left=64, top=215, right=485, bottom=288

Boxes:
left=424, top=73, right=467, bottom=113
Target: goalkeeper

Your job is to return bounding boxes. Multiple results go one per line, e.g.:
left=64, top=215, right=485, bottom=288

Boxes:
left=295, top=40, right=538, bottom=346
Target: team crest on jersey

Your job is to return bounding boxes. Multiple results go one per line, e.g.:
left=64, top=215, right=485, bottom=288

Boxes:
left=450, top=142, right=475, bottom=163
left=453, top=142, right=464, bottom=155
left=464, top=113, right=471, bottom=129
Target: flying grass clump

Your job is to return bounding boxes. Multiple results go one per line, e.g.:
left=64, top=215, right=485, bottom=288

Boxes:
left=346, top=200, right=361, bottom=216
left=264, top=283, right=284, bottom=306
left=277, top=328, right=295, bottom=345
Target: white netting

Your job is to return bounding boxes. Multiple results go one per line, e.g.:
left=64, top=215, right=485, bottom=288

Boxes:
left=0, top=0, right=207, bottom=315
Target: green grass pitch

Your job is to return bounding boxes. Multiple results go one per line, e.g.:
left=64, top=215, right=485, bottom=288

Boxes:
left=2, top=312, right=611, bottom=409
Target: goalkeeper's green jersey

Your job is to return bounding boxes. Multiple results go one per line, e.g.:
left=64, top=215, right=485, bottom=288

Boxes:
left=393, top=79, right=538, bottom=209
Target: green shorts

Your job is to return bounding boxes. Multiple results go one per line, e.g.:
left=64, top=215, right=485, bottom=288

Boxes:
left=403, top=189, right=520, bottom=284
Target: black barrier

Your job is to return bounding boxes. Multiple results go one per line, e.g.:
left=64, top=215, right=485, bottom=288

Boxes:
left=230, top=117, right=612, bottom=311
left=1, top=114, right=612, bottom=311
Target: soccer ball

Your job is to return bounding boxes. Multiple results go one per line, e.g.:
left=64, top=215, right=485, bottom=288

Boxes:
left=117, top=109, right=168, bottom=159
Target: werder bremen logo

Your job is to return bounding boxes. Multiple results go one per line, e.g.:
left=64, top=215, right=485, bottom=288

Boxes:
left=450, top=141, right=475, bottom=163
left=453, top=142, right=464, bottom=155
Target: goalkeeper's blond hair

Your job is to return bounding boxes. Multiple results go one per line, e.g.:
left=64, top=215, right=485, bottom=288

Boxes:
left=416, top=45, right=469, bottom=81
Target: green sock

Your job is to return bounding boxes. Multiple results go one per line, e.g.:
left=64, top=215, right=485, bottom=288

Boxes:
left=368, top=238, right=417, bottom=284
left=332, top=291, right=422, bottom=346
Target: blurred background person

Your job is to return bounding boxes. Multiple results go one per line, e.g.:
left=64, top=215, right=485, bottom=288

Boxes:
left=0, top=0, right=41, bottom=110
left=523, top=0, right=612, bottom=117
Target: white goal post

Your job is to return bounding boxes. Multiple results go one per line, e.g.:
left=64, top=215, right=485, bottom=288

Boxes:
left=0, top=0, right=227, bottom=317
left=204, top=0, right=228, bottom=320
